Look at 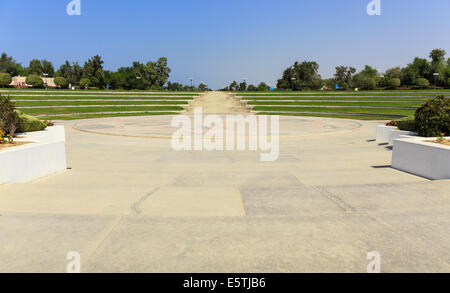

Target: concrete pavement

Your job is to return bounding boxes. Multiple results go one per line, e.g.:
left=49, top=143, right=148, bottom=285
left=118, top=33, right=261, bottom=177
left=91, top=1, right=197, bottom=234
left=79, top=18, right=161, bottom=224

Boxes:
left=0, top=114, right=449, bottom=273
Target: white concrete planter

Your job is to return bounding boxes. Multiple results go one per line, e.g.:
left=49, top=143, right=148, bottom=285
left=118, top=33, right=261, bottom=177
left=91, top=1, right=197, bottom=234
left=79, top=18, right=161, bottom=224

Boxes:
left=0, top=126, right=67, bottom=184
left=376, top=125, right=397, bottom=142
left=392, top=136, right=450, bottom=180
left=388, top=129, right=417, bottom=145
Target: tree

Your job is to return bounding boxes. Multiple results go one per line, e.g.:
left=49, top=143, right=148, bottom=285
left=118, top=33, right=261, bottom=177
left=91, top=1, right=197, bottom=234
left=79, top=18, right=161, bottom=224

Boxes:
left=28, top=59, right=43, bottom=75
left=167, top=82, right=185, bottom=91
left=198, top=82, right=209, bottom=91
left=334, top=66, right=356, bottom=88
left=247, top=84, right=257, bottom=91
left=229, top=81, right=238, bottom=91
left=131, top=57, right=171, bottom=89
left=57, top=61, right=83, bottom=86
left=277, top=61, right=322, bottom=90
left=361, top=78, right=377, bottom=90
left=256, top=82, right=271, bottom=91
left=385, top=67, right=402, bottom=80
left=429, top=49, right=447, bottom=86
left=239, top=81, right=247, bottom=91
left=0, top=95, right=18, bottom=139
left=26, top=74, right=44, bottom=88
left=0, top=73, right=12, bottom=88
left=430, top=49, right=446, bottom=65
left=352, top=65, right=378, bottom=89
left=41, top=60, right=55, bottom=77
left=83, top=55, right=105, bottom=88
left=0, top=53, right=21, bottom=76
left=54, top=77, right=68, bottom=88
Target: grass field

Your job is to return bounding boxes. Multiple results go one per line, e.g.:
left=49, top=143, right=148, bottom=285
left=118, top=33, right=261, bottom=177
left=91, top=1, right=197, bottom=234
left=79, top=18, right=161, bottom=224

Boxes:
left=237, top=90, right=449, bottom=120
left=0, top=89, right=197, bottom=120
left=1, top=89, right=449, bottom=121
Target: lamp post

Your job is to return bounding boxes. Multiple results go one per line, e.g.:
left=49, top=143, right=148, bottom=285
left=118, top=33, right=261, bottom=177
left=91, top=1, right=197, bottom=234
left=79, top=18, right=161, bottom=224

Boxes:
left=189, top=78, right=193, bottom=88
left=291, top=77, right=296, bottom=92
left=433, top=73, right=439, bottom=90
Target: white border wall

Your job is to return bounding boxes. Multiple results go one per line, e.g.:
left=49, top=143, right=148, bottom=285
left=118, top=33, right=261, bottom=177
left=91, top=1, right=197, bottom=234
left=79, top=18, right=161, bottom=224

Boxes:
left=392, top=136, right=450, bottom=180
left=0, top=126, right=67, bottom=184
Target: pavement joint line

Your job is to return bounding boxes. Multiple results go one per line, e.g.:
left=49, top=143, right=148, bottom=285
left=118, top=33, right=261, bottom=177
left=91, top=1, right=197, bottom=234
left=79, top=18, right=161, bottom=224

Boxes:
left=237, top=189, right=247, bottom=216
left=82, top=214, right=123, bottom=269
left=312, top=186, right=357, bottom=213
left=364, top=210, right=450, bottom=271
left=131, top=187, right=160, bottom=215
left=290, top=171, right=356, bottom=213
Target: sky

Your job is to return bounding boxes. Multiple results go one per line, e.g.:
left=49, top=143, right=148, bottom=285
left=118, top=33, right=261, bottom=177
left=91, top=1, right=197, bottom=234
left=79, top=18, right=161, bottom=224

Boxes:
left=1, top=0, right=449, bottom=89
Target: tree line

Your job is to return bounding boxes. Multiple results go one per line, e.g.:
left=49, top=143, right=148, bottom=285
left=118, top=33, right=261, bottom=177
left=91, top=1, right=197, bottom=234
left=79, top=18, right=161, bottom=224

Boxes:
left=0, top=53, right=209, bottom=91
left=221, top=48, right=450, bottom=91
left=276, top=48, right=450, bottom=91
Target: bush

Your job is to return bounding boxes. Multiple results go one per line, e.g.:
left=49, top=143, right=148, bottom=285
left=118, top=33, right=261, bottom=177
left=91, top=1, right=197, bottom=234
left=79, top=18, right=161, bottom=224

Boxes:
left=361, top=78, right=377, bottom=90
left=15, top=111, right=47, bottom=132
left=0, top=95, right=18, bottom=139
left=386, top=120, right=398, bottom=127
left=414, top=96, right=450, bottom=137
left=0, top=73, right=12, bottom=88
left=54, top=77, right=68, bottom=88
left=79, top=78, right=91, bottom=89
left=415, top=78, right=429, bottom=89
left=397, top=115, right=416, bottom=132
left=389, top=78, right=401, bottom=89
left=26, top=74, right=44, bottom=88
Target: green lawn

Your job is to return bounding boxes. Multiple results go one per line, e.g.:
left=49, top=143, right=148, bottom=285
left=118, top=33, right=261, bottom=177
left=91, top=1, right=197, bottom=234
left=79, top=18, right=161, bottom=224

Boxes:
left=252, top=106, right=414, bottom=116
left=247, top=101, right=421, bottom=108
left=20, top=106, right=184, bottom=116
left=16, top=101, right=188, bottom=107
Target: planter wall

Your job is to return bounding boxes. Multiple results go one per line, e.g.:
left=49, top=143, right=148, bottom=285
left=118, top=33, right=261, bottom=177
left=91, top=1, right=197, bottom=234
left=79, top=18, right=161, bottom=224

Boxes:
left=0, top=126, right=67, bottom=184
left=388, top=129, right=417, bottom=145
left=392, top=137, right=450, bottom=180
left=376, top=125, right=397, bottom=142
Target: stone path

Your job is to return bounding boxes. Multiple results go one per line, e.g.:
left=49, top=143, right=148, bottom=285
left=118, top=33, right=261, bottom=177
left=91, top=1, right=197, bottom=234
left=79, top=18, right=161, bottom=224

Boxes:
left=186, top=91, right=249, bottom=114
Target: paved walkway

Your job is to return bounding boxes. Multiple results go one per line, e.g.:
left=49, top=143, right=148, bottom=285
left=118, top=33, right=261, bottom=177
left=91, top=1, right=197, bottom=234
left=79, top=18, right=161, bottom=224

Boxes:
left=187, top=91, right=249, bottom=113
left=0, top=114, right=449, bottom=273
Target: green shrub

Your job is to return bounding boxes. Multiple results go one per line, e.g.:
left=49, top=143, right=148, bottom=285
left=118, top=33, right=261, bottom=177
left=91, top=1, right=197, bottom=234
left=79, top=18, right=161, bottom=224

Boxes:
left=54, top=77, right=68, bottom=88
left=0, top=95, right=18, bottom=139
left=15, top=111, right=47, bottom=133
left=26, top=74, right=44, bottom=88
left=415, top=78, right=429, bottom=89
left=389, top=78, right=401, bottom=89
left=397, top=115, right=416, bottom=132
left=414, top=96, right=450, bottom=137
left=361, top=78, right=377, bottom=90
left=79, top=78, right=91, bottom=89
left=0, top=73, right=12, bottom=88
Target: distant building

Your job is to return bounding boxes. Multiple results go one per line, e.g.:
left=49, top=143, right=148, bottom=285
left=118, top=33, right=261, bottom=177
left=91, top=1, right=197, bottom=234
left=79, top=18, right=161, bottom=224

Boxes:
left=9, top=76, right=57, bottom=88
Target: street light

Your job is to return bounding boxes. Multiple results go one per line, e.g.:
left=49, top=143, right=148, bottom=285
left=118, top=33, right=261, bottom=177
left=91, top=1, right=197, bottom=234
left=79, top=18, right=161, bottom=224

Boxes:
left=189, top=78, right=193, bottom=88
left=433, top=73, right=439, bottom=90
left=291, top=77, right=296, bottom=92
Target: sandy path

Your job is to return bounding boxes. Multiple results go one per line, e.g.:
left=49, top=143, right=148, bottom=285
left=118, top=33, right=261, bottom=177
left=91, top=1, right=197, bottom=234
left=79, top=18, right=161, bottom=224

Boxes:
left=186, top=91, right=249, bottom=114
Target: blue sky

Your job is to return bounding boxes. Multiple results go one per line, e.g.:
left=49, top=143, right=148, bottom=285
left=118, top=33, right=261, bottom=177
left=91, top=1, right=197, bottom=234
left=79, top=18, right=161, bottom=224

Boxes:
left=1, top=0, right=449, bottom=89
